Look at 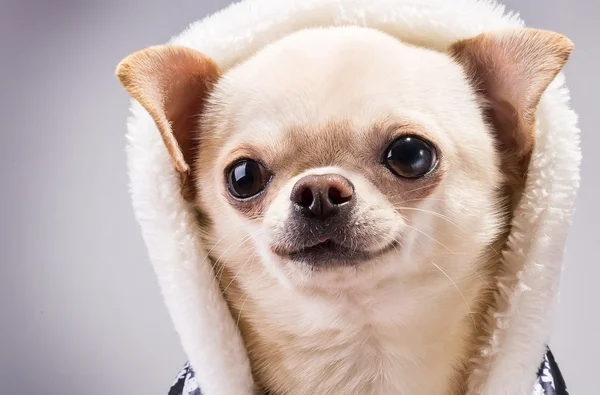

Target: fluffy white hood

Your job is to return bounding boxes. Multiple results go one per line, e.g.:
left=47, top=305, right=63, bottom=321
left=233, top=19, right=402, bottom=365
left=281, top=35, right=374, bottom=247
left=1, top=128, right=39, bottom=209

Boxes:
left=124, top=0, right=581, bottom=394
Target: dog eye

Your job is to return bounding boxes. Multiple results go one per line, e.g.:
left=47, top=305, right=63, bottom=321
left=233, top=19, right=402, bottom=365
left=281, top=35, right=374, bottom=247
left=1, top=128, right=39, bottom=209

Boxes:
left=227, top=160, right=272, bottom=199
left=383, top=135, right=437, bottom=179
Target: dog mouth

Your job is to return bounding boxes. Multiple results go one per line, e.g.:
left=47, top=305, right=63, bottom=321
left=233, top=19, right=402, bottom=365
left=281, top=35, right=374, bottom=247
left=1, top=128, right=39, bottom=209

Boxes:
left=272, top=239, right=398, bottom=267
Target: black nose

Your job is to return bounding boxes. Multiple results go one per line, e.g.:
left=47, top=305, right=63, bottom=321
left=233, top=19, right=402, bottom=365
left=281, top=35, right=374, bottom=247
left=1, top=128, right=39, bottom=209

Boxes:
left=290, top=174, right=354, bottom=220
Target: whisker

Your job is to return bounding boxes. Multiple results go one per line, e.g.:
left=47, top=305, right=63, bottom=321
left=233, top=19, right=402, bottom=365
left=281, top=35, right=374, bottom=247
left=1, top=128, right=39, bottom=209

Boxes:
left=469, top=266, right=493, bottom=291
left=399, top=196, right=448, bottom=204
left=221, top=252, right=258, bottom=296
left=402, top=183, right=440, bottom=195
left=403, top=223, right=453, bottom=252
left=429, top=260, right=477, bottom=329
left=196, top=228, right=238, bottom=278
left=397, top=207, right=465, bottom=233
left=211, top=232, right=257, bottom=289
left=486, top=243, right=501, bottom=258
left=236, top=269, right=268, bottom=327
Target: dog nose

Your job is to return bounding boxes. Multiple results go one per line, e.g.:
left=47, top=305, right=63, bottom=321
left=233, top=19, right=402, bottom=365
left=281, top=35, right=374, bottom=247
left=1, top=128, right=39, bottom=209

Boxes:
left=290, top=174, right=354, bottom=220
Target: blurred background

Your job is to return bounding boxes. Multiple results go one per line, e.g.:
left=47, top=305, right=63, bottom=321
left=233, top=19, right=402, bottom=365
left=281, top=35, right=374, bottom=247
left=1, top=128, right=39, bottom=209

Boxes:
left=0, top=0, right=597, bottom=394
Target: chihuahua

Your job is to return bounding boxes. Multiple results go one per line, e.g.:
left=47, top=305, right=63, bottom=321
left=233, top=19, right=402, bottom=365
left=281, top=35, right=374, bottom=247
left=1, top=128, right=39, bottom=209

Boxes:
left=117, top=26, right=572, bottom=395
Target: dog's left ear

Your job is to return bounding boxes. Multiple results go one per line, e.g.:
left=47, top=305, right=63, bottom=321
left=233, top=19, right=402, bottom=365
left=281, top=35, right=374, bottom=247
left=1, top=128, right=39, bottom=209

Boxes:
left=449, top=29, right=573, bottom=186
left=116, top=46, right=221, bottom=199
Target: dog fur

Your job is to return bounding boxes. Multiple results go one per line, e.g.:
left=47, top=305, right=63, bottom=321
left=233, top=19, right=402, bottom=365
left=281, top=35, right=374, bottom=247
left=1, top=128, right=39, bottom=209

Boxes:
left=118, top=25, right=571, bottom=395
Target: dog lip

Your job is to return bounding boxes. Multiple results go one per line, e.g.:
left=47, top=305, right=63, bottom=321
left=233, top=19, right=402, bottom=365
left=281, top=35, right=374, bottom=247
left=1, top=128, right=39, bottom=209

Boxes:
left=271, top=239, right=398, bottom=266
left=270, top=237, right=329, bottom=256
left=298, top=239, right=335, bottom=252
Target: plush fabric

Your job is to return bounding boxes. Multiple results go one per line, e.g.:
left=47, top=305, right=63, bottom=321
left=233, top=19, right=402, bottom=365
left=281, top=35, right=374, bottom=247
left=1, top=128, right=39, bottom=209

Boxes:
left=123, top=1, right=581, bottom=394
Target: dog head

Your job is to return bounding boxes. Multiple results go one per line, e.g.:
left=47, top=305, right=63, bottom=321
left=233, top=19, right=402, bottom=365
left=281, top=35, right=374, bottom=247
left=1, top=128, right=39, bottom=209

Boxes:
left=117, top=27, right=571, bottom=293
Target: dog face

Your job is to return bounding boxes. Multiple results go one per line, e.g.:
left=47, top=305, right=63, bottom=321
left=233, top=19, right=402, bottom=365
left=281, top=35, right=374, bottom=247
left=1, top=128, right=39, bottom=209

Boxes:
left=193, top=27, right=506, bottom=291
left=117, top=27, right=572, bottom=295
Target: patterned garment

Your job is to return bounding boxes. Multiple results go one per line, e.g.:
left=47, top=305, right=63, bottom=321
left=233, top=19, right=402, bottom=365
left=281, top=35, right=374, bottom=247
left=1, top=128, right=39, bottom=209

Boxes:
left=533, top=349, right=569, bottom=395
left=168, top=362, right=201, bottom=395
left=169, top=348, right=568, bottom=395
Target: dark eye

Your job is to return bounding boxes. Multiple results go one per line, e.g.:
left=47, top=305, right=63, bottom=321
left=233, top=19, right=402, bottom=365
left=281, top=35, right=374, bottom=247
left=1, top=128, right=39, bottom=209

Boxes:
left=227, top=159, right=272, bottom=199
left=383, top=135, right=437, bottom=178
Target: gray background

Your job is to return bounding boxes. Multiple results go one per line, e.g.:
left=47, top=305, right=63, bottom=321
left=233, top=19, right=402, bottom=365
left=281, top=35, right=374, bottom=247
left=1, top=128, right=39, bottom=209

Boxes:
left=0, top=0, right=597, bottom=394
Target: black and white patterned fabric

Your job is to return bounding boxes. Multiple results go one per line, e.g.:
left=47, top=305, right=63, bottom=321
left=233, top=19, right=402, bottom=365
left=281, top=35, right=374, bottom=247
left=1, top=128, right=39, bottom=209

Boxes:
left=533, top=349, right=569, bottom=395
left=169, top=348, right=568, bottom=395
left=168, top=361, right=201, bottom=395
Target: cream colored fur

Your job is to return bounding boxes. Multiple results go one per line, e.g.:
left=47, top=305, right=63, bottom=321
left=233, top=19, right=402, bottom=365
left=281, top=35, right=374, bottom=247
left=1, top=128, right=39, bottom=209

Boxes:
left=195, top=27, right=504, bottom=395
left=120, top=1, right=581, bottom=395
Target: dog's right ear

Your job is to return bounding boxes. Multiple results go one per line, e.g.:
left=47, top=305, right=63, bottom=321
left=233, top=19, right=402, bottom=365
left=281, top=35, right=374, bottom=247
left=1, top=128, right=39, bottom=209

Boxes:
left=116, top=46, right=221, bottom=198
